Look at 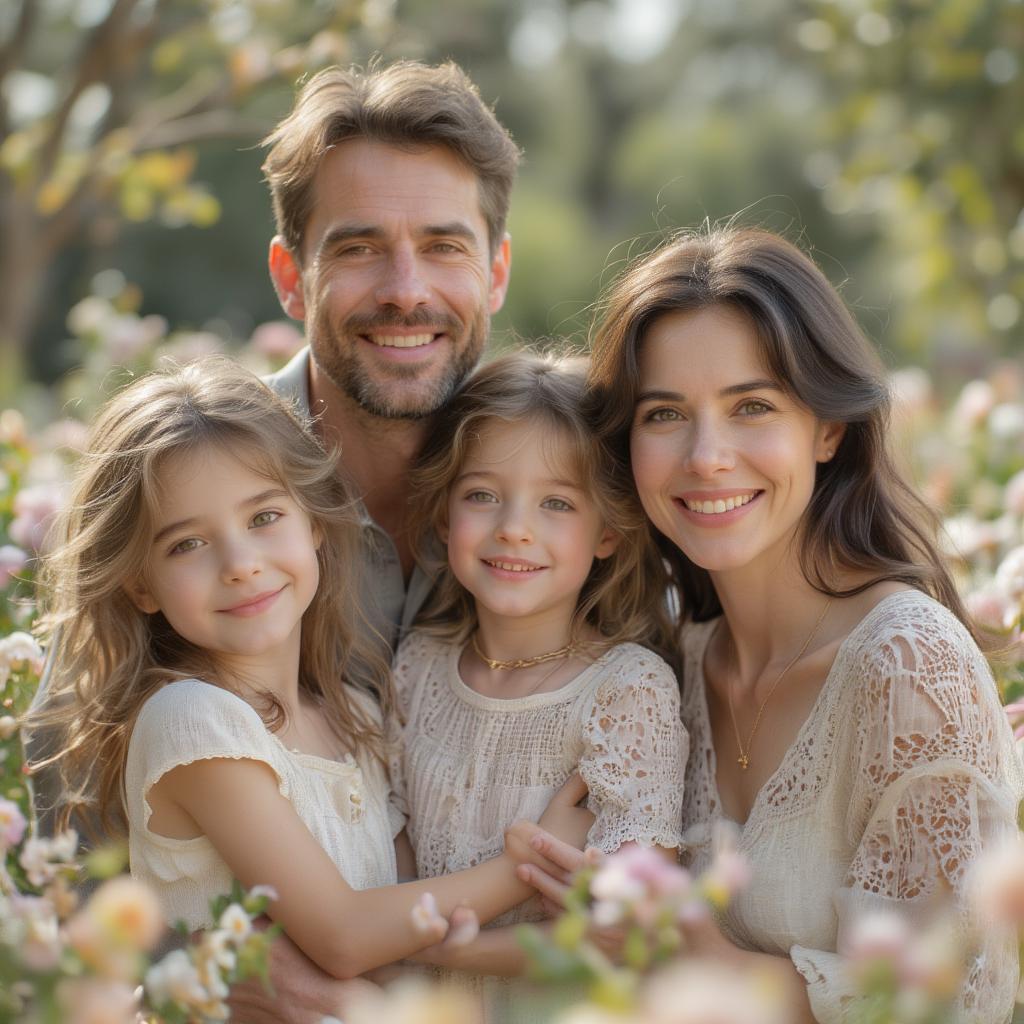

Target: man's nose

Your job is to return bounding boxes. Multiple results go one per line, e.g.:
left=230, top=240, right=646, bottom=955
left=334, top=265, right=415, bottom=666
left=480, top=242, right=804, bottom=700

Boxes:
left=374, top=247, right=431, bottom=313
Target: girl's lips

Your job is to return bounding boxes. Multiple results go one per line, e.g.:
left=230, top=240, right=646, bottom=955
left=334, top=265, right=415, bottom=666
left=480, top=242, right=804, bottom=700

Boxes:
left=480, top=558, right=547, bottom=580
left=219, top=586, right=285, bottom=616
left=672, top=490, right=764, bottom=527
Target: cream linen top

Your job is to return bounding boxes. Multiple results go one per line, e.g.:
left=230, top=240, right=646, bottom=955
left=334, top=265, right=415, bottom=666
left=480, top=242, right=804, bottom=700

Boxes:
left=678, top=590, right=1023, bottom=1023
left=392, top=632, right=687, bottom=925
left=126, top=679, right=400, bottom=931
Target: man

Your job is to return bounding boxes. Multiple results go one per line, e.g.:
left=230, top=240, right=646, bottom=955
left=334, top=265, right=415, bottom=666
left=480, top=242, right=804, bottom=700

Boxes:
left=229, top=60, right=520, bottom=1023
left=262, top=58, right=517, bottom=649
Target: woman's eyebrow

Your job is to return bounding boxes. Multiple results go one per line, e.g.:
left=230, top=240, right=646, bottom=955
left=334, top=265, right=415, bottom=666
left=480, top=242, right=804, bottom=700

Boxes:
left=637, top=380, right=783, bottom=403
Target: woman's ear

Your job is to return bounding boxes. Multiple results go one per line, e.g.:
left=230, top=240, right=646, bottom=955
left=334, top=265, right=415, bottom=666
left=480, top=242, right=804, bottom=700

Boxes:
left=125, top=578, right=160, bottom=615
left=816, top=421, right=847, bottom=463
left=594, top=528, right=621, bottom=560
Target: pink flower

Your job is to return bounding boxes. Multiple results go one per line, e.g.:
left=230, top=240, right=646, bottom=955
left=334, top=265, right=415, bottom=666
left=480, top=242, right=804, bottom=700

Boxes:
left=58, top=978, right=139, bottom=1024
left=950, top=380, right=995, bottom=432
left=969, top=835, right=1024, bottom=926
left=966, top=587, right=1019, bottom=634
left=0, top=544, right=27, bottom=578
left=249, top=321, right=304, bottom=360
left=0, top=796, right=27, bottom=849
left=9, top=483, right=63, bottom=554
left=1005, top=471, right=1024, bottom=517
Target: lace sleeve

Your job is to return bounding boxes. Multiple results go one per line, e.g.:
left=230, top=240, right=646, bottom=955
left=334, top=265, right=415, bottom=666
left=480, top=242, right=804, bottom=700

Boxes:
left=579, top=646, right=687, bottom=853
left=791, top=601, right=1023, bottom=1023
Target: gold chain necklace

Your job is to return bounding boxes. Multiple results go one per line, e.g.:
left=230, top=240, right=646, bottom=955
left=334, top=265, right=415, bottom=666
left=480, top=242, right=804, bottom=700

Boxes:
left=471, top=632, right=580, bottom=671
left=726, top=599, right=832, bottom=771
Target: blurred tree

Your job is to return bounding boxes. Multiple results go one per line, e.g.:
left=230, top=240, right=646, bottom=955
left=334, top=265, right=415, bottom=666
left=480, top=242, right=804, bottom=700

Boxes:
left=0, top=0, right=384, bottom=377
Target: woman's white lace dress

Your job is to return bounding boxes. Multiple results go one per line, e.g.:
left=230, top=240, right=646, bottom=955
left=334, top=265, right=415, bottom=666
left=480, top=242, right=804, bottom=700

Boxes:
left=125, top=679, right=401, bottom=931
left=678, top=589, right=1023, bottom=1023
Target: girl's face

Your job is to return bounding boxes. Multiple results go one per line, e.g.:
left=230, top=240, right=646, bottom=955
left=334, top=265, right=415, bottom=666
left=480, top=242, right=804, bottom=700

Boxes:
left=128, top=444, right=321, bottom=675
left=445, top=417, right=618, bottom=629
left=629, top=305, right=841, bottom=579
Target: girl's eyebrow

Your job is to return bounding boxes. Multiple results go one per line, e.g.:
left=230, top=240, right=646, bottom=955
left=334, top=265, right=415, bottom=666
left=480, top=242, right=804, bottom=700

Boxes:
left=636, top=379, right=782, bottom=403
left=455, top=469, right=583, bottom=491
left=151, top=488, right=289, bottom=545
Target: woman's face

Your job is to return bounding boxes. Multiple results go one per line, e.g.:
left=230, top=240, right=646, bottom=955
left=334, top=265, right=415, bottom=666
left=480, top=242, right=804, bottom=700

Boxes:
left=629, top=305, right=840, bottom=579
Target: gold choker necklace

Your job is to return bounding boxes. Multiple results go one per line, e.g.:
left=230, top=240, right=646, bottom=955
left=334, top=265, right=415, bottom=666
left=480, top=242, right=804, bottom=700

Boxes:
left=471, top=633, right=579, bottom=671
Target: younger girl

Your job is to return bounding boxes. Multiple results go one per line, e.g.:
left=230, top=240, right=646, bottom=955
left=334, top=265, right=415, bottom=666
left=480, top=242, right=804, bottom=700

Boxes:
left=30, top=357, right=564, bottom=983
left=393, top=351, right=688, bottom=980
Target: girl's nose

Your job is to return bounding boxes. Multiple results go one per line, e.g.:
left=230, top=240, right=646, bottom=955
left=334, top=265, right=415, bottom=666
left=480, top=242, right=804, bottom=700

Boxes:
left=495, top=505, right=533, bottom=544
left=220, top=539, right=262, bottom=583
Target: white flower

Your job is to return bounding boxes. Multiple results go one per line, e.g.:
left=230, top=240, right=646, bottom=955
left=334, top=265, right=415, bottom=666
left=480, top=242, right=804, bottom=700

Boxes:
left=966, top=587, right=1019, bottom=633
left=950, top=380, right=995, bottom=432
left=990, top=403, right=1024, bottom=441
left=145, top=948, right=208, bottom=1008
left=995, top=546, right=1024, bottom=601
left=217, top=902, right=252, bottom=943
left=643, top=960, right=788, bottom=1024
left=0, top=544, right=27, bottom=578
left=199, top=928, right=237, bottom=971
left=18, top=831, right=77, bottom=887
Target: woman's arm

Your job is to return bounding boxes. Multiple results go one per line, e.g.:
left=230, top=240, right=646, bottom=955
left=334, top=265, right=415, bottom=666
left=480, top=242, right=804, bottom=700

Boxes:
left=153, top=757, right=554, bottom=980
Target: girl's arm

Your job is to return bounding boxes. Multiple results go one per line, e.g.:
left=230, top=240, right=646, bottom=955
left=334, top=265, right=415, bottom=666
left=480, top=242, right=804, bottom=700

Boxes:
left=152, top=756, right=553, bottom=980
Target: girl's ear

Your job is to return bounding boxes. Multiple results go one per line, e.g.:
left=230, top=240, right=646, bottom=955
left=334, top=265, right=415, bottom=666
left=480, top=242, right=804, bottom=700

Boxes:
left=594, top=528, right=621, bottom=560
left=125, top=579, right=160, bottom=615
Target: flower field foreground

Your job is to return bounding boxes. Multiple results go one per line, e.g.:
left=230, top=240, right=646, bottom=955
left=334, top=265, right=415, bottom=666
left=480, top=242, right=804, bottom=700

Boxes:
left=1, top=291, right=1023, bottom=1021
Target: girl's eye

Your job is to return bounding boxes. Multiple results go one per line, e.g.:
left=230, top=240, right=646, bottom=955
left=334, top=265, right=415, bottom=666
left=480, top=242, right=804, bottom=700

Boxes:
left=466, top=490, right=497, bottom=503
left=169, top=537, right=203, bottom=556
left=542, top=498, right=574, bottom=512
left=738, top=399, right=773, bottom=416
left=252, top=510, right=281, bottom=527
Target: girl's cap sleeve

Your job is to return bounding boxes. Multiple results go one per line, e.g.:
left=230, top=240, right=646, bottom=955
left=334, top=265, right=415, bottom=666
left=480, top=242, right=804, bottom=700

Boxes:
left=579, top=646, right=687, bottom=853
left=126, top=679, right=290, bottom=834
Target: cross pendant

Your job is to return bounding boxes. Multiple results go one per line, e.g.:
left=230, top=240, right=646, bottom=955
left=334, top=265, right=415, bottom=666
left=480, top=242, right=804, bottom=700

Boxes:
left=737, top=754, right=749, bottom=770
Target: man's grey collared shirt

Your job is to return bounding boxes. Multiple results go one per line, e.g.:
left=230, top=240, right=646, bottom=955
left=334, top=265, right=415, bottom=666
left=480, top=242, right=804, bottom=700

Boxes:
left=264, top=347, right=435, bottom=651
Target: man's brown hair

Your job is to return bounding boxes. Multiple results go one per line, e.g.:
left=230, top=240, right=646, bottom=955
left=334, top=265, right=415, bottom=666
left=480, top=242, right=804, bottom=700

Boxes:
left=262, top=60, right=521, bottom=260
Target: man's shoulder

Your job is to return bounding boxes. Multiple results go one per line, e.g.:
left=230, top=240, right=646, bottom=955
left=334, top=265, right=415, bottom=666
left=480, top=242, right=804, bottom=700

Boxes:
left=263, top=345, right=311, bottom=415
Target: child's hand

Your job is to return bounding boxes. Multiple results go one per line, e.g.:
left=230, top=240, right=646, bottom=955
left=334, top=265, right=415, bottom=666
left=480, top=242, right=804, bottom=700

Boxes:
left=409, top=903, right=480, bottom=967
left=537, top=772, right=594, bottom=849
left=410, top=894, right=480, bottom=947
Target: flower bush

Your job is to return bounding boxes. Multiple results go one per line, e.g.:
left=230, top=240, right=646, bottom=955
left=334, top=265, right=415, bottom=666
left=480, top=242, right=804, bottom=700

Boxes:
left=0, top=283, right=1023, bottom=1021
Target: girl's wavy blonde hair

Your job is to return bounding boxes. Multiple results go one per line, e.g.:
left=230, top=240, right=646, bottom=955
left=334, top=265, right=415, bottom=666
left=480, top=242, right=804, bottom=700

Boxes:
left=412, top=350, right=676, bottom=665
left=30, top=356, right=393, bottom=838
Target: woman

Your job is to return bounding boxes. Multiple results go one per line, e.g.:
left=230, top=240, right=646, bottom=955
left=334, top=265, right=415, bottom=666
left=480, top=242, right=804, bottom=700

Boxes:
left=518, top=227, right=1023, bottom=1022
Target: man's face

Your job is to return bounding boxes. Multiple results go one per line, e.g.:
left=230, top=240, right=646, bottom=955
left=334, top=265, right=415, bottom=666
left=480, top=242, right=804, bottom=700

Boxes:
left=273, top=140, right=511, bottom=420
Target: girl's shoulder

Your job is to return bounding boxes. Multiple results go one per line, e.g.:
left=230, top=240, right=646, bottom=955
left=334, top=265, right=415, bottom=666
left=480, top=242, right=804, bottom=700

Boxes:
left=591, top=641, right=681, bottom=695
left=131, top=678, right=271, bottom=753
left=393, top=629, right=455, bottom=674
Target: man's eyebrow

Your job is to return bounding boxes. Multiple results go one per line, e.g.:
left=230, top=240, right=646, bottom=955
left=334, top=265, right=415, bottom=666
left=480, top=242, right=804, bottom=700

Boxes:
left=316, top=221, right=479, bottom=258
left=636, top=380, right=783, bottom=403
left=422, top=222, right=478, bottom=242
left=151, top=488, right=289, bottom=546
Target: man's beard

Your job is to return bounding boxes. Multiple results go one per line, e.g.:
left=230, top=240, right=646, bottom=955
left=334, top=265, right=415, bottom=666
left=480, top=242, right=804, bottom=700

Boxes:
left=309, top=305, right=486, bottom=420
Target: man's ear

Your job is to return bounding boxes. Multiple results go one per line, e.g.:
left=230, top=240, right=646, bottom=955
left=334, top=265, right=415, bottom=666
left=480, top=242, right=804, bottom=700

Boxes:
left=268, top=236, right=307, bottom=321
left=487, top=233, right=511, bottom=315
left=594, top=528, right=621, bottom=560
left=125, top=578, right=160, bottom=615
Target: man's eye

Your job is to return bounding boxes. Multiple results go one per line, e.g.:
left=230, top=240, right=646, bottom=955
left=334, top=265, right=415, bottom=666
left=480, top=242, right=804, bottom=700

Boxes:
left=430, top=242, right=460, bottom=254
left=252, top=510, right=281, bottom=527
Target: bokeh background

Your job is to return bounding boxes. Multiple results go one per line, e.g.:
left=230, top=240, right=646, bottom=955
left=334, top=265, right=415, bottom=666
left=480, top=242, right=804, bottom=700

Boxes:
left=2, top=0, right=1022, bottom=401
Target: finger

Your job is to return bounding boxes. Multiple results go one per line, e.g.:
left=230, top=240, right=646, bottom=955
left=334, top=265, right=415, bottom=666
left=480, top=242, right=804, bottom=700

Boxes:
left=516, top=863, right=571, bottom=907
left=552, top=771, right=589, bottom=807
left=529, top=831, right=588, bottom=874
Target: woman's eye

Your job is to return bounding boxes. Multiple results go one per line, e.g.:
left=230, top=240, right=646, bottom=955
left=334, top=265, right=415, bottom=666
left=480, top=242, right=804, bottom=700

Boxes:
left=169, top=537, right=202, bottom=555
left=738, top=399, right=773, bottom=416
left=645, top=407, right=683, bottom=423
left=252, top=510, right=281, bottom=527
left=542, top=498, right=574, bottom=512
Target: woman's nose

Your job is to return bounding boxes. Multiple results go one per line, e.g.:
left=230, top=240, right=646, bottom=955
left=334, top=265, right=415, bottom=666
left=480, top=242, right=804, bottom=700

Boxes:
left=684, top=417, right=735, bottom=477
